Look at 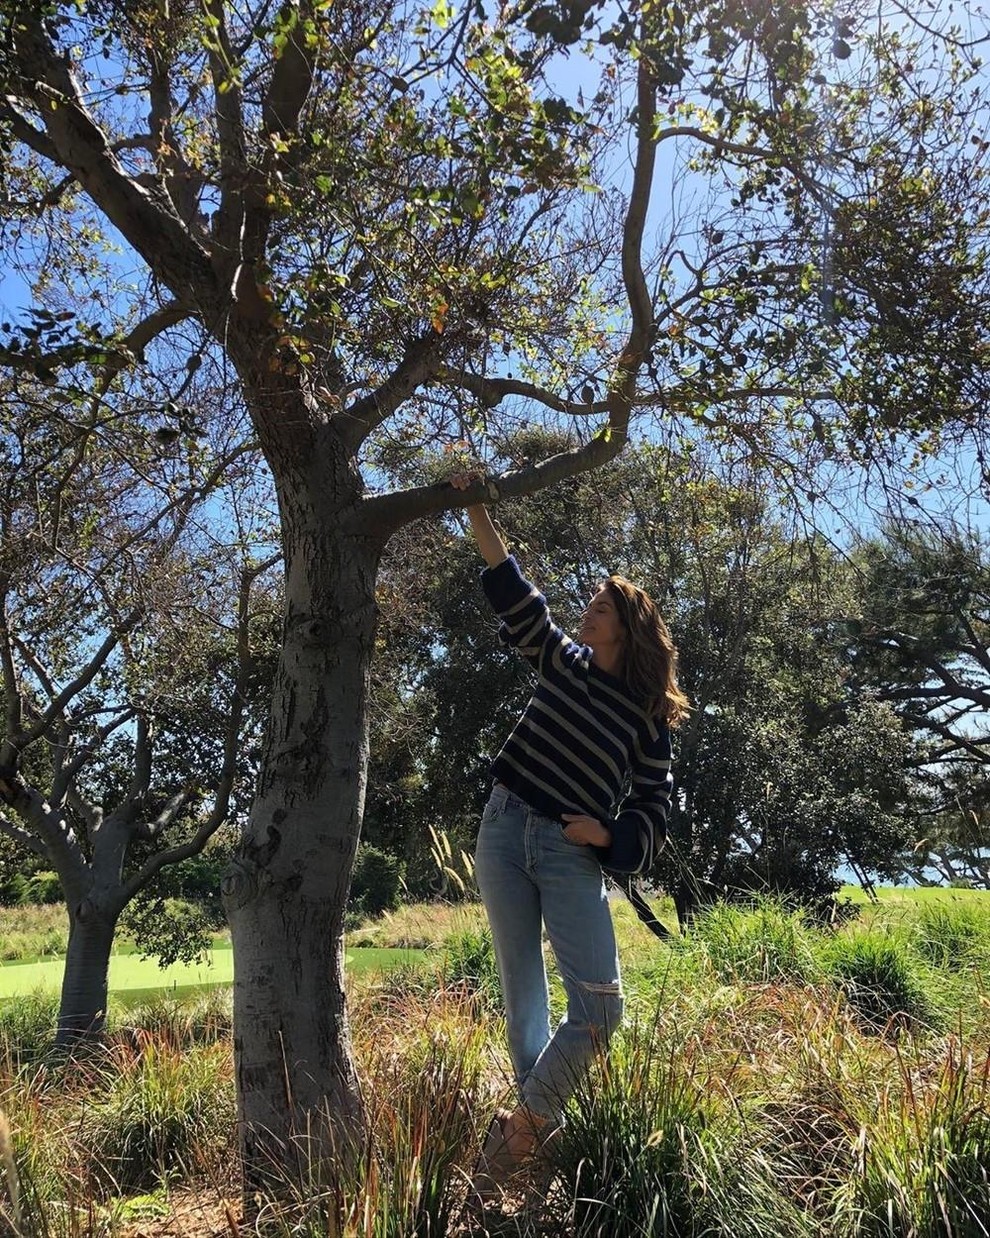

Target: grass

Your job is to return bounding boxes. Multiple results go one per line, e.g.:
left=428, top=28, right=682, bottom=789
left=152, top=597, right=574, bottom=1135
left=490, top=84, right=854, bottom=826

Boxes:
left=2, top=889, right=990, bottom=1236
left=0, top=943, right=426, bottom=1003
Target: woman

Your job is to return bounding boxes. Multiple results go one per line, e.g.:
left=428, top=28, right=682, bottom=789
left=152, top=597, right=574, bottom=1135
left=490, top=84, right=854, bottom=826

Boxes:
left=451, top=475, right=689, bottom=1198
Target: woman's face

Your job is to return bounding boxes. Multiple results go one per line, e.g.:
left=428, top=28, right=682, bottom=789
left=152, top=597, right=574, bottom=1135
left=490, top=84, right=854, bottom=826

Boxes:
left=576, top=584, right=626, bottom=653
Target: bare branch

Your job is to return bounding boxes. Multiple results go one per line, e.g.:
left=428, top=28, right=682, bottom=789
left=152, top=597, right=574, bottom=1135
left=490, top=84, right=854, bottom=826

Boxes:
left=128, top=714, right=153, bottom=804
left=655, top=124, right=836, bottom=208
left=0, top=813, right=47, bottom=858
left=359, top=431, right=627, bottom=532
left=0, top=100, right=60, bottom=163
left=52, top=707, right=138, bottom=805
left=16, top=609, right=143, bottom=750
left=340, top=335, right=447, bottom=449
left=136, top=788, right=192, bottom=840
left=436, top=369, right=606, bottom=415
left=0, top=575, right=22, bottom=742
left=146, top=43, right=201, bottom=223
left=67, top=785, right=103, bottom=836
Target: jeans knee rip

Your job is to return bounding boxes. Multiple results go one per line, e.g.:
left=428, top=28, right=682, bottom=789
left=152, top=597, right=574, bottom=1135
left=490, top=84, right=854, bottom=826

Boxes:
left=577, top=979, right=621, bottom=996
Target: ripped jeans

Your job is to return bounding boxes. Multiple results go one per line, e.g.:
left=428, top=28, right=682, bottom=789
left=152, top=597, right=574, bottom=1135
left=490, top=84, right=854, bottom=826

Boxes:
left=474, top=784, right=623, bottom=1122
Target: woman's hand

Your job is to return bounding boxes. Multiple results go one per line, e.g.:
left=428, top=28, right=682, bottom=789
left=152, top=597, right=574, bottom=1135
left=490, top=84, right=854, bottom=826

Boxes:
left=561, top=814, right=612, bottom=848
left=449, top=470, right=484, bottom=496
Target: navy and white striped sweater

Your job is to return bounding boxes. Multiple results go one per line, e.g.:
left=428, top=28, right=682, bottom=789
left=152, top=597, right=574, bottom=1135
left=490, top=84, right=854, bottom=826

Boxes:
left=481, top=555, right=672, bottom=875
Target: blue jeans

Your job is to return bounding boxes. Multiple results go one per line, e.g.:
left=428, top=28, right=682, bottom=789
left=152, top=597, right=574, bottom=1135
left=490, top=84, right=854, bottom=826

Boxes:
left=474, top=784, right=623, bottom=1121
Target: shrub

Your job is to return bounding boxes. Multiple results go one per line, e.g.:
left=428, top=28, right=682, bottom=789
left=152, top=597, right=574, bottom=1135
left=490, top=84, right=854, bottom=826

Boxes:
left=350, top=845, right=405, bottom=919
left=913, top=899, right=989, bottom=969
left=441, top=928, right=502, bottom=1010
left=0, top=994, right=60, bottom=1067
left=20, top=872, right=62, bottom=907
left=547, top=1018, right=815, bottom=1238
left=688, top=899, right=821, bottom=985
left=826, top=932, right=934, bottom=1032
left=115, top=989, right=233, bottom=1050
left=833, top=1047, right=990, bottom=1237
left=81, top=1040, right=235, bottom=1195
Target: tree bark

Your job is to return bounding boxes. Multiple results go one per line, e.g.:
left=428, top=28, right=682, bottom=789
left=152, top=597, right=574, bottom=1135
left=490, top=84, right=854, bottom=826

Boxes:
left=221, top=375, right=379, bottom=1186
left=57, top=902, right=118, bottom=1045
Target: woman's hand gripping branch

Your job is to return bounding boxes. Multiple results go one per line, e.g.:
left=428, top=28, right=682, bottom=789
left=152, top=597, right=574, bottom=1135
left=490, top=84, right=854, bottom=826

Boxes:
left=449, top=471, right=509, bottom=569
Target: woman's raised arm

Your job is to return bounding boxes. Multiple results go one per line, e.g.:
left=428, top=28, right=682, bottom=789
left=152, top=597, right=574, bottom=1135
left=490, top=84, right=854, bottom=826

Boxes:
left=450, top=474, right=509, bottom=568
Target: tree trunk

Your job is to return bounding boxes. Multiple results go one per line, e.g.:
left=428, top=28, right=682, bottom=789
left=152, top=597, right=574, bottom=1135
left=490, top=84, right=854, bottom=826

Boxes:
left=222, top=429, right=380, bottom=1192
left=56, top=902, right=118, bottom=1046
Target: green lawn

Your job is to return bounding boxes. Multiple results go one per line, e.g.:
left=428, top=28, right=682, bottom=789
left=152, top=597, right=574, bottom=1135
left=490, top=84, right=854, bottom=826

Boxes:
left=839, top=883, right=990, bottom=904
left=0, top=943, right=427, bottom=1002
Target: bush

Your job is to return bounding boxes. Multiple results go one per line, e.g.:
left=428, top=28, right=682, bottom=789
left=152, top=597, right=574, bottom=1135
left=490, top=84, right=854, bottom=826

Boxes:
left=0, top=993, right=60, bottom=1066
left=833, top=1047, right=990, bottom=1237
left=20, top=872, right=62, bottom=906
left=81, top=1040, right=235, bottom=1195
left=441, top=928, right=502, bottom=1010
left=826, top=932, right=934, bottom=1032
left=688, top=899, right=821, bottom=985
left=913, top=899, right=989, bottom=969
left=350, top=844, right=405, bottom=919
left=547, top=1018, right=815, bottom=1238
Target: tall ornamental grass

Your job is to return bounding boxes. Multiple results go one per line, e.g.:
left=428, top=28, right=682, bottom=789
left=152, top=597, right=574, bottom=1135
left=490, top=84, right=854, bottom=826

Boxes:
left=0, top=894, right=989, bottom=1235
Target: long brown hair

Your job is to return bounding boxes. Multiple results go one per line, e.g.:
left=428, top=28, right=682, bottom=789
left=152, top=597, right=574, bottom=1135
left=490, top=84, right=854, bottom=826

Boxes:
left=604, top=575, right=690, bottom=726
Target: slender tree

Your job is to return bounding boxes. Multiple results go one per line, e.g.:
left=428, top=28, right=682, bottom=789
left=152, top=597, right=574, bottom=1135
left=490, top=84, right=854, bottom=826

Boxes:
left=0, top=374, right=272, bottom=1041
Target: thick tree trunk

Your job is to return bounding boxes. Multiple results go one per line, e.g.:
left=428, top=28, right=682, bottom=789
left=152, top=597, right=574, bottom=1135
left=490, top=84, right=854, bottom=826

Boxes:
left=222, top=413, right=380, bottom=1191
left=56, top=903, right=118, bottom=1046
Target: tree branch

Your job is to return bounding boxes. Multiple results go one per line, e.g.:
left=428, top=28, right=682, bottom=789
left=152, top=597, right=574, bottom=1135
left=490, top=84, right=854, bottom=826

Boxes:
left=0, top=100, right=60, bottom=163
left=136, top=788, right=192, bottom=840
left=436, top=369, right=607, bottom=415
left=16, top=609, right=143, bottom=750
left=262, top=1, right=316, bottom=138
left=146, top=42, right=201, bottom=224
left=128, top=713, right=153, bottom=805
left=52, top=707, right=138, bottom=806
left=0, top=574, right=23, bottom=743
left=0, top=813, right=47, bottom=859
left=655, top=124, right=837, bottom=207
left=359, top=51, right=661, bottom=533
left=203, top=0, right=250, bottom=262
left=340, top=334, right=447, bottom=450
left=8, top=8, right=215, bottom=298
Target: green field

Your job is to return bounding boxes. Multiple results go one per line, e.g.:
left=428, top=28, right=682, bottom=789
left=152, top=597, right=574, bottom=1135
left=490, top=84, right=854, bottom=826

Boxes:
left=0, top=943, right=427, bottom=1003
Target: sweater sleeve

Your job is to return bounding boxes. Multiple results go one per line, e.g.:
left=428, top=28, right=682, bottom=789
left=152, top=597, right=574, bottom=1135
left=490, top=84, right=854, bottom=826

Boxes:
left=480, top=556, right=568, bottom=671
left=593, top=723, right=673, bottom=874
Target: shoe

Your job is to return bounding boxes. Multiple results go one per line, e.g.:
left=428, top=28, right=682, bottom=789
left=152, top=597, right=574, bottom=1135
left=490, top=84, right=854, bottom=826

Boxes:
left=469, top=1108, right=516, bottom=1205
left=467, top=1106, right=558, bottom=1214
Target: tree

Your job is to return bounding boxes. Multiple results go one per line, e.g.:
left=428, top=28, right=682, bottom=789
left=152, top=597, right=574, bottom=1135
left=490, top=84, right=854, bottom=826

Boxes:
left=843, top=521, right=990, bottom=885
left=0, top=376, right=274, bottom=1041
left=1, top=0, right=987, bottom=1195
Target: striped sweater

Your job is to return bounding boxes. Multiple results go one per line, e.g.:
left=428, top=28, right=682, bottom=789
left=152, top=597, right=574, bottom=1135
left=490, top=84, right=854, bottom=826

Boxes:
left=481, top=556, right=672, bottom=875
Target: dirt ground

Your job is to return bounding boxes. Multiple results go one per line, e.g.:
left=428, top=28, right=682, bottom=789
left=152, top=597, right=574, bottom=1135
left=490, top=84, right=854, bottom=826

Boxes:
left=120, top=1190, right=242, bottom=1238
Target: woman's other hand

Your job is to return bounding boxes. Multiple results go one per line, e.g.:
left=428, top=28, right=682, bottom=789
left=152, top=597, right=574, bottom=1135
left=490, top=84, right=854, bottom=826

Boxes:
left=561, top=814, right=612, bottom=848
